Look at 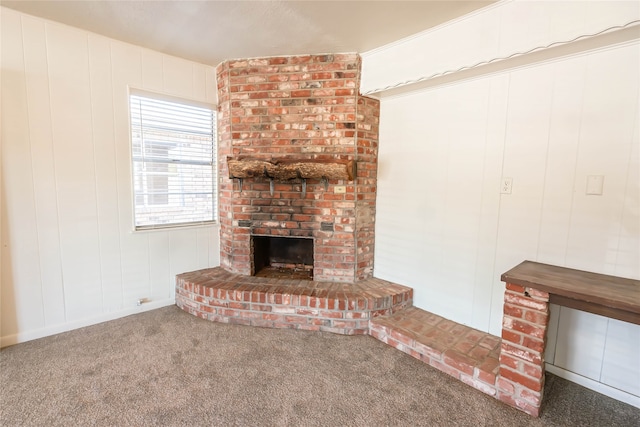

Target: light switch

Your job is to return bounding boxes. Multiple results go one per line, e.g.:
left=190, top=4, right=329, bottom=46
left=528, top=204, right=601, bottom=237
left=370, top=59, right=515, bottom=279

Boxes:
left=586, top=175, right=604, bottom=195
left=334, top=186, right=346, bottom=194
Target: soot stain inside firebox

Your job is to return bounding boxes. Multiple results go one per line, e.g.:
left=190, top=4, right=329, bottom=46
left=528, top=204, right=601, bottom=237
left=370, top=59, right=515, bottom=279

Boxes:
left=252, top=236, right=313, bottom=280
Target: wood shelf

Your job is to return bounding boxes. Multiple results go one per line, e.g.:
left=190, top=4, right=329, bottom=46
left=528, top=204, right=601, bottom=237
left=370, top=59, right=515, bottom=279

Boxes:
left=227, top=157, right=356, bottom=181
left=501, top=261, right=640, bottom=325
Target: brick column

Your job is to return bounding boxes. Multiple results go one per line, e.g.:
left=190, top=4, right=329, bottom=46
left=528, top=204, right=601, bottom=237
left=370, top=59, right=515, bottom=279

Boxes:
left=215, top=54, right=380, bottom=282
left=497, top=283, right=550, bottom=417
left=354, top=95, right=379, bottom=281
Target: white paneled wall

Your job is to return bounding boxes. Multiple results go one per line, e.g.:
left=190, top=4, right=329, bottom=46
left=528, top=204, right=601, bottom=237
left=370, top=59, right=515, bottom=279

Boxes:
left=374, top=41, right=639, bottom=404
left=1, top=8, right=220, bottom=346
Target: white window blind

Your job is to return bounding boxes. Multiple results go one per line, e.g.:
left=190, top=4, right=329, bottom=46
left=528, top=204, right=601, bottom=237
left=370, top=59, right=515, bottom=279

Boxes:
left=130, top=93, right=216, bottom=229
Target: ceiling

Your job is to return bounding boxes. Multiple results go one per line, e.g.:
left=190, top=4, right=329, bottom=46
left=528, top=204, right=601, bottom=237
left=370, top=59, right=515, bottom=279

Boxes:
left=1, top=1, right=494, bottom=66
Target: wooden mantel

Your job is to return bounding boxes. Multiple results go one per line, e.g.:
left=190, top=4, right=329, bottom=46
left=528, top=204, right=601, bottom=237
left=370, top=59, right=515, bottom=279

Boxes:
left=227, top=157, right=356, bottom=181
left=501, top=261, right=640, bottom=325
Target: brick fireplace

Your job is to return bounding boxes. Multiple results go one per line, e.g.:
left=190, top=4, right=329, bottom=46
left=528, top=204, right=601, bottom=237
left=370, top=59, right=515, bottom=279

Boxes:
left=175, top=53, right=600, bottom=419
left=216, top=53, right=379, bottom=282
left=179, top=51, right=554, bottom=418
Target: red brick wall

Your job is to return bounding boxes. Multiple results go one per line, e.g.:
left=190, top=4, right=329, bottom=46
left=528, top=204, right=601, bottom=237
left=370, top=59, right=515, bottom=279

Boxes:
left=216, top=54, right=379, bottom=282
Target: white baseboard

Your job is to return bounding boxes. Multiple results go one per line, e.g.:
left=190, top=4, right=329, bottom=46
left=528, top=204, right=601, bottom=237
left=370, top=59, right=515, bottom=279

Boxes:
left=545, top=363, right=640, bottom=409
left=0, top=298, right=175, bottom=348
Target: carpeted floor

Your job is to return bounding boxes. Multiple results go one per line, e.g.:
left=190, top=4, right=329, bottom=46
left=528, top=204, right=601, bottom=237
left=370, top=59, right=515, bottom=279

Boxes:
left=1, top=306, right=638, bottom=426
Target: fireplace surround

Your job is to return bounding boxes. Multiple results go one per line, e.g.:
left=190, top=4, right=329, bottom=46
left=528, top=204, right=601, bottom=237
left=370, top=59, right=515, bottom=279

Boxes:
left=216, top=53, right=379, bottom=283
left=177, top=52, right=640, bottom=418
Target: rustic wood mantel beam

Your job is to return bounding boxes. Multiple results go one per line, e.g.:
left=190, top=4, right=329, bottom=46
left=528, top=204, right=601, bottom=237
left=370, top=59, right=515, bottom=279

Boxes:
left=226, top=157, right=356, bottom=181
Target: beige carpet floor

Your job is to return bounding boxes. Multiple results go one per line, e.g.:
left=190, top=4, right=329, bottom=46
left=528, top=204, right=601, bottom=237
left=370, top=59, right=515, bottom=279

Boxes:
left=1, top=306, right=638, bottom=426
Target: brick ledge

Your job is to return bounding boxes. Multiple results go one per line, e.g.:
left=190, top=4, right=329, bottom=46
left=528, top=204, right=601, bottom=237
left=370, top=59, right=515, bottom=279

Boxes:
left=176, top=267, right=413, bottom=335
left=370, top=307, right=501, bottom=401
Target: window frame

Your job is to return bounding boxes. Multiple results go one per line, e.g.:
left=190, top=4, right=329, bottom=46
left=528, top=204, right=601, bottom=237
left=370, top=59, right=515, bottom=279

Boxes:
left=128, top=88, right=218, bottom=231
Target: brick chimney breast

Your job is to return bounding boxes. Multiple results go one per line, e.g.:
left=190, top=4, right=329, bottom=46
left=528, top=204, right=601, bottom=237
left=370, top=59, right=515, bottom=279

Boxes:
left=216, top=53, right=379, bottom=283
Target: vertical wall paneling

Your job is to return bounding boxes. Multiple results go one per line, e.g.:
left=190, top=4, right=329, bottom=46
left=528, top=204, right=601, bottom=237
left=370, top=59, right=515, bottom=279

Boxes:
left=560, top=44, right=640, bottom=397
left=376, top=77, right=507, bottom=327
left=535, top=57, right=585, bottom=265
left=489, top=64, right=555, bottom=335
left=373, top=39, right=640, bottom=400
left=208, top=226, right=221, bottom=268
left=544, top=303, right=562, bottom=365
left=1, top=8, right=220, bottom=346
left=141, top=49, right=164, bottom=92
left=497, top=1, right=555, bottom=59
left=168, top=229, right=199, bottom=299
left=413, top=89, right=447, bottom=305
left=535, top=0, right=586, bottom=45
left=471, top=74, right=509, bottom=331
left=565, top=46, right=638, bottom=275
left=162, top=56, right=193, bottom=98
left=600, top=318, right=640, bottom=396
left=205, top=67, right=218, bottom=105
left=21, top=15, right=66, bottom=326
left=554, top=307, right=608, bottom=380
left=583, top=1, right=640, bottom=34
left=88, top=33, right=124, bottom=312
left=196, top=228, right=211, bottom=270
left=375, top=92, right=437, bottom=292
left=1, top=9, right=46, bottom=337
left=46, top=23, right=103, bottom=321
left=616, top=121, right=639, bottom=279
left=192, top=64, right=207, bottom=103
left=148, top=232, right=170, bottom=302
left=439, top=80, right=491, bottom=325
left=110, top=41, right=151, bottom=306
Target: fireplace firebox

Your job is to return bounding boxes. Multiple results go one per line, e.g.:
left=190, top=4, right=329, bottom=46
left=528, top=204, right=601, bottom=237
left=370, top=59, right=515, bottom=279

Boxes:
left=252, top=236, right=313, bottom=280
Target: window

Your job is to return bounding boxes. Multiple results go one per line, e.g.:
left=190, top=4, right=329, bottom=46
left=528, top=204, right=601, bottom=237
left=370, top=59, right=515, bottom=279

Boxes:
left=129, top=92, right=216, bottom=229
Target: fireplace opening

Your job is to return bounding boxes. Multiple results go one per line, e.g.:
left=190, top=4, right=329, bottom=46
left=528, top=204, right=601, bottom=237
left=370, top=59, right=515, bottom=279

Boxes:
left=252, top=236, right=313, bottom=280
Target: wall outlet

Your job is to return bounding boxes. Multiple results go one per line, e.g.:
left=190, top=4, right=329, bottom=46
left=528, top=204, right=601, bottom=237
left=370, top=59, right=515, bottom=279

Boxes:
left=500, top=177, right=513, bottom=194
left=334, top=186, right=346, bottom=194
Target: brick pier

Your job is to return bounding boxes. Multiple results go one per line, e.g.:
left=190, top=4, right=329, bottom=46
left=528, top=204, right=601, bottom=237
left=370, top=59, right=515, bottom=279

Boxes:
left=497, top=283, right=550, bottom=416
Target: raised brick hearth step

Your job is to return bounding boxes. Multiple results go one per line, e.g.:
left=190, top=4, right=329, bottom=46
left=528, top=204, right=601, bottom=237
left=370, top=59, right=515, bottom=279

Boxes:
left=176, top=267, right=413, bottom=335
left=370, top=307, right=501, bottom=398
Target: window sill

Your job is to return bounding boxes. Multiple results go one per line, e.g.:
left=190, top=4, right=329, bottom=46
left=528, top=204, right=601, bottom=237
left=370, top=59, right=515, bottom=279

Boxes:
left=132, top=221, right=219, bottom=233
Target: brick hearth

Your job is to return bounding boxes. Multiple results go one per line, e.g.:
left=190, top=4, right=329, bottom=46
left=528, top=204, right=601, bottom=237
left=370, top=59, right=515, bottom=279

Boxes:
left=175, top=268, right=503, bottom=406
left=370, top=307, right=501, bottom=399
left=176, top=267, right=412, bottom=334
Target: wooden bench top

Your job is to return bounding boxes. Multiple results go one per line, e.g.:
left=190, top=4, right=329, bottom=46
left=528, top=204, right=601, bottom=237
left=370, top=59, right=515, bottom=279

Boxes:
left=501, top=261, right=640, bottom=325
